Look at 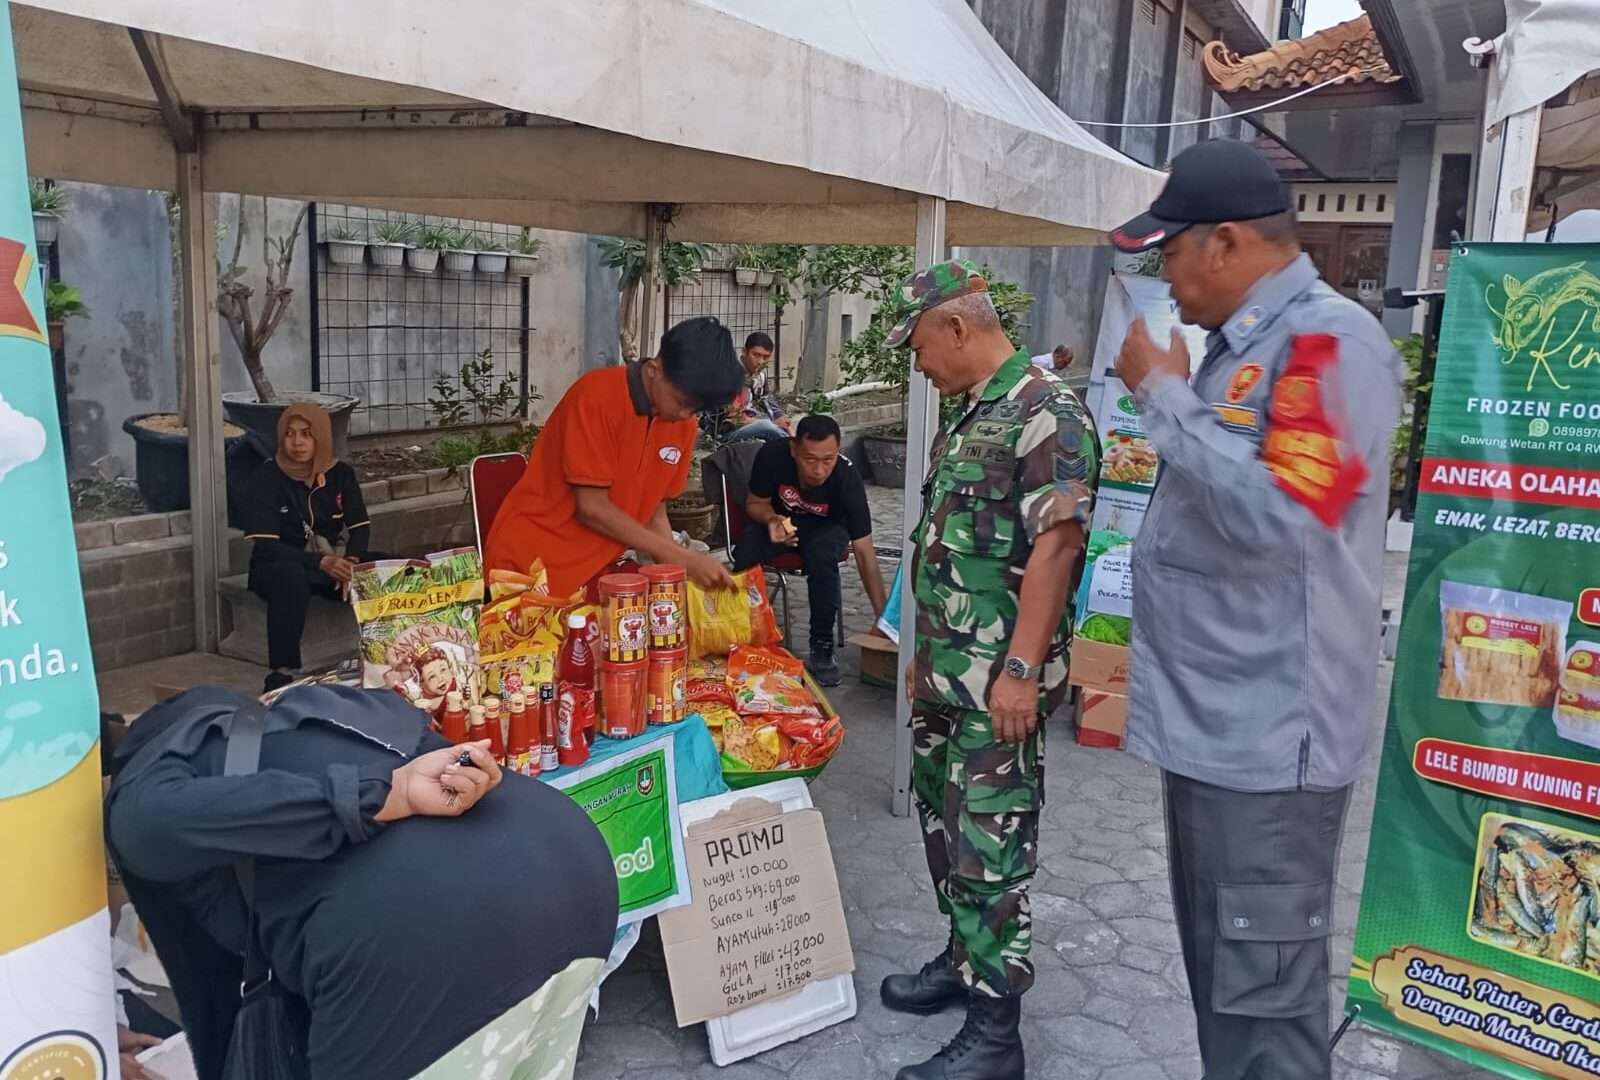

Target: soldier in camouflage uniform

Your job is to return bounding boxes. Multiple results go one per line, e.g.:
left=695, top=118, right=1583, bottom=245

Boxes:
left=879, top=261, right=1098, bottom=1080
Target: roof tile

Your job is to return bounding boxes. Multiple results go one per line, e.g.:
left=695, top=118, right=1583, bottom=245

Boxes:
left=1203, top=13, right=1399, bottom=95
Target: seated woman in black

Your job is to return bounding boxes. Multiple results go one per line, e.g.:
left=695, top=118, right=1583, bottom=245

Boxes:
left=241, top=403, right=373, bottom=694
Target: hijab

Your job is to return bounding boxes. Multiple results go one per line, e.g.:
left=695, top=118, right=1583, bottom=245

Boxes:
left=275, top=402, right=336, bottom=486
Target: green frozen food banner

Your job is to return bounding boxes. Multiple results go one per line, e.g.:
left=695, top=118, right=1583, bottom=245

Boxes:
left=1347, top=244, right=1600, bottom=1079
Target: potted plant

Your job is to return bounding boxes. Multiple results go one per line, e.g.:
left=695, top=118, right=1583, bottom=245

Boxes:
left=368, top=218, right=415, bottom=268
left=442, top=228, right=476, bottom=274
left=217, top=199, right=358, bottom=457
left=475, top=233, right=509, bottom=275
left=30, top=179, right=64, bottom=246
left=508, top=227, right=543, bottom=277
left=410, top=223, right=450, bottom=273
left=122, top=414, right=251, bottom=513
left=732, top=244, right=761, bottom=287
left=44, top=279, right=87, bottom=352
left=324, top=223, right=366, bottom=266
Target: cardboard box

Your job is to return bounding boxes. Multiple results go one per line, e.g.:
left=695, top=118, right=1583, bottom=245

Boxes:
left=1069, top=638, right=1130, bottom=694
left=659, top=796, right=855, bottom=1026
left=847, top=631, right=897, bottom=688
left=1076, top=690, right=1127, bottom=749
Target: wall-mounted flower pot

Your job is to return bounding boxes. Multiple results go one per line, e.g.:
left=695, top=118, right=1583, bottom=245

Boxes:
left=734, top=267, right=758, bottom=287
left=755, top=270, right=775, bottom=286
left=47, top=320, right=63, bottom=352
left=508, top=254, right=540, bottom=277
left=368, top=242, right=406, bottom=268
left=476, top=252, right=509, bottom=274
left=32, top=212, right=58, bottom=247
left=443, top=250, right=475, bottom=273
left=407, top=247, right=441, bottom=273
left=326, top=240, right=365, bottom=266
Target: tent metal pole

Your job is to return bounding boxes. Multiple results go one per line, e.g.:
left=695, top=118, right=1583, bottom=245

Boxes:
left=1471, top=55, right=1544, bottom=243
left=177, top=137, right=226, bottom=652
left=892, top=195, right=946, bottom=817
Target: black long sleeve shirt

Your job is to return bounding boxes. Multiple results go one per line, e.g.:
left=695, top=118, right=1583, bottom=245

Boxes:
left=106, top=686, right=619, bottom=1080
left=241, top=460, right=372, bottom=571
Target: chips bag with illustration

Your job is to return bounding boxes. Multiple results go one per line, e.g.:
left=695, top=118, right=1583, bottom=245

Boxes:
left=687, top=568, right=781, bottom=659
left=727, top=643, right=820, bottom=717
left=351, top=547, right=483, bottom=723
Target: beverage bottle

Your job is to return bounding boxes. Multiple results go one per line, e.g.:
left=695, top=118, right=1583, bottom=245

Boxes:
left=481, top=696, right=506, bottom=763
left=439, top=691, right=468, bottom=744
left=505, top=691, right=536, bottom=777
left=539, top=683, right=560, bottom=773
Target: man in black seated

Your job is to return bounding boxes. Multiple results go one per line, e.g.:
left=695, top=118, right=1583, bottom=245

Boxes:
left=734, top=414, right=888, bottom=686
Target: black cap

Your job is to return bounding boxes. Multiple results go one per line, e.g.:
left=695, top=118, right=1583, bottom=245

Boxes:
left=1110, top=139, right=1290, bottom=253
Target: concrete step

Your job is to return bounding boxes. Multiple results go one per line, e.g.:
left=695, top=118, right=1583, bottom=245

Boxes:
left=217, top=573, right=358, bottom=671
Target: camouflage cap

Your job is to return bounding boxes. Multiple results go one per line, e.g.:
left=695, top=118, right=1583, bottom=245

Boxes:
left=884, top=260, right=989, bottom=349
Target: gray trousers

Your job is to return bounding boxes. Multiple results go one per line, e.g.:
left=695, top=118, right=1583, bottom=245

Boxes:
left=1162, top=772, right=1351, bottom=1080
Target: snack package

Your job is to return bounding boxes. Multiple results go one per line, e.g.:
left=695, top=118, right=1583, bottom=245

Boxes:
left=771, top=714, right=845, bottom=769
left=1437, top=581, right=1571, bottom=708
left=351, top=547, right=483, bottom=723
left=720, top=715, right=784, bottom=771
left=1556, top=641, right=1600, bottom=748
left=687, top=568, right=781, bottom=659
left=728, top=643, right=820, bottom=717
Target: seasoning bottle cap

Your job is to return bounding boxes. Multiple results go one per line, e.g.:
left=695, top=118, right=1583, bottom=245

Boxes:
left=446, top=691, right=464, bottom=710
left=507, top=691, right=526, bottom=710
left=483, top=696, right=501, bottom=714
left=469, top=704, right=486, bottom=722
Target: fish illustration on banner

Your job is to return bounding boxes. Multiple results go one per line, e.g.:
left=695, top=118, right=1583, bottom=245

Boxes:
left=0, top=3, right=118, bottom=1076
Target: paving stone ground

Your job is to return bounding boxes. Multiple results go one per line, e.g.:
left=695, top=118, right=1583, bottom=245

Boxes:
left=573, top=485, right=1496, bottom=1080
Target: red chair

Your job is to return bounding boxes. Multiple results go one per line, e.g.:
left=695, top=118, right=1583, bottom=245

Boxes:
left=721, top=475, right=846, bottom=651
left=470, top=451, right=528, bottom=557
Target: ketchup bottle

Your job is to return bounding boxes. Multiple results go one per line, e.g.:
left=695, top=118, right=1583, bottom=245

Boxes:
left=439, top=691, right=468, bottom=744
left=559, top=613, right=595, bottom=690
left=481, top=696, right=506, bottom=763
left=506, top=691, right=536, bottom=777
left=467, top=704, right=490, bottom=748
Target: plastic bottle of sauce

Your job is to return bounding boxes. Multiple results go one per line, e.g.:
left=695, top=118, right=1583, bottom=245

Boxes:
left=439, top=691, right=468, bottom=744
left=506, top=691, right=536, bottom=777
left=467, top=703, right=490, bottom=748
left=539, top=682, right=560, bottom=773
left=559, top=612, right=595, bottom=689
left=481, top=696, right=506, bottom=763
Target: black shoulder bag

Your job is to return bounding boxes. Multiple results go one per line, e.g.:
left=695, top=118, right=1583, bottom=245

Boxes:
left=220, top=701, right=311, bottom=1080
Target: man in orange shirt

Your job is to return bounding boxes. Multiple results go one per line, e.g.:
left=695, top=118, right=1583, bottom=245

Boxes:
left=486, top=316, right=743, bottom=595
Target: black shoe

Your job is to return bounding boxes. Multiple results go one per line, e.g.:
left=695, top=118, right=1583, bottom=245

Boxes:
left=263, top=671, right=296, bottom=695
left=880, top=944, right=965, bottom=1015
left=894, top=994, right=1024, bottom=1080
left=807, top=649, right=842, bottom=688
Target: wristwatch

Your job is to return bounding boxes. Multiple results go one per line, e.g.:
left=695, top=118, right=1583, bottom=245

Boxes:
left=1003, top=656, right=1042, bottom=680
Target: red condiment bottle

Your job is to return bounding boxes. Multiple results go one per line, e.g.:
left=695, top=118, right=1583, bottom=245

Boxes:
left=481, top=696, right=506, bottom=763
left=539, top=683, right=560, bottom=773
left=506, top=691, right=536, bottom=777
left=559, top=612, right=595, bottom=690
left=467, top=703, right=489, bottom=749
left=439, top=691, right=469, bottom=744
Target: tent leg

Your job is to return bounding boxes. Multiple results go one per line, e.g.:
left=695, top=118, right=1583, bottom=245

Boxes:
left=178, top=142, right=226, bottom=653
left=1471, top=56, right=1543, bottom=242
left=892, top=196, right=945, bottom=817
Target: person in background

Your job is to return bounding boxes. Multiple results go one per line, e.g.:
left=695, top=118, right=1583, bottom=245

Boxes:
left=105, top=684, right=618, bottom=1080
left=1110, top=138, right=1402, bottom=1080
left=485, top=316, right=745, bottom=596
left=1028, top=343, right=1073, bottom=376
left=242, top=403, right=375, bottom=696
left=734, top=414, right=888, bottom=687
left=708, top=331, right=789, bottom=445
left=881, top=261, right=1097, bottom=1080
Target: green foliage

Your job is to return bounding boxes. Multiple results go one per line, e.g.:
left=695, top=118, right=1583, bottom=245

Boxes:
left=29, top=179, right=66, bottom=217
left=597, top=237, right=712, bottom=288
left=45, top=280, right=89, bottom=322
left=514, top=228, right=544, bottom=257
left=325, top=223, right=363, bottom=243
left=417, top=224, right=455, bottom=250
left=428, top=348, right=544, bottom=467
left=1390, top=333, right=1432, bottom=499
left=476, top=233, right=508, bottom=253
left=372, top=218, right=417, bottom=245
left=806, top=392, right=834, bottom=415
left=442, top=227, right=476, bottom=252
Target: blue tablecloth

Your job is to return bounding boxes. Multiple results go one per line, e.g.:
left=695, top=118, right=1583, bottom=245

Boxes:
left=539, top=713, right=729, bottom=805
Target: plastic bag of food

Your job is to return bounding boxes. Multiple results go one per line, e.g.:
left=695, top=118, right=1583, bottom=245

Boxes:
left=687, top=568, right=780, bottom=659
left=728, top=643, right=820, bottom=717
left=351, top=547, right=483, bottom=723
left=1556, top=641, right=1600, bottom=748
left=773, top=714, right=845, bottom=769
left=1437, top=580, right=1570, bottom=708
left=719, top=716, right=784, bottom=771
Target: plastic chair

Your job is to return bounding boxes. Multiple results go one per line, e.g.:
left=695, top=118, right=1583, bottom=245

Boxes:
left=470, top=451, right=528, bottom=557
left=720, top=475, right=847, bottom=651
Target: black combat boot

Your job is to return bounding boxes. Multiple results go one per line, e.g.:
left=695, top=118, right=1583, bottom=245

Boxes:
left=894, top=993, right=1024, bottom=1080
left=880, top=943, right=964, bottom=1014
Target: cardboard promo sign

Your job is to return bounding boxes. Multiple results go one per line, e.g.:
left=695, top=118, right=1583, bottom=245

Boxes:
left=659, top=797, right=854, bottom=1026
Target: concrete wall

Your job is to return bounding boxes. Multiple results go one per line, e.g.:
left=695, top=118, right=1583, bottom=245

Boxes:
left=1384, top=124, right=1437, bottom=339
left=53, top=183, right=179, bottom=478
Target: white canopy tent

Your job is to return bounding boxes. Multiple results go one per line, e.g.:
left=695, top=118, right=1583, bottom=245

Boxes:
left=13, top=0, right=1162, bottom=812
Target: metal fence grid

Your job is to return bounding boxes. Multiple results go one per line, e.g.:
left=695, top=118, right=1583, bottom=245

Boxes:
left=311, top=204, right=530, bottom=435
left=667, top=268, right=783, bottom=435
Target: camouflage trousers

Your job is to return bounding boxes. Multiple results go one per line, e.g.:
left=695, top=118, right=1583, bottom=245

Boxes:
left=910, top=701, right=1042, bottom=999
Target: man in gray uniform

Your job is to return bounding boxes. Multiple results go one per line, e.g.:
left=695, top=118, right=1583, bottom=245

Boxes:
left=1110, top=139, right=1402, bottom=1079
